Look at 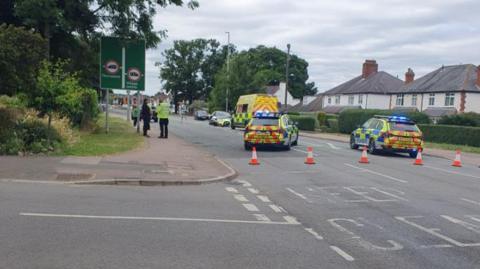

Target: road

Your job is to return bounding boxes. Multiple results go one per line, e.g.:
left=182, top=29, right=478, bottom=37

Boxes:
left=2, top=115, right=480, bottom=269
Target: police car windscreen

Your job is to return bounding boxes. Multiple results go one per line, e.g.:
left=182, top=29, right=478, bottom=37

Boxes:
left=251, top=118, right=279, bottom=126
left=390, top=122, right=419, bottom=132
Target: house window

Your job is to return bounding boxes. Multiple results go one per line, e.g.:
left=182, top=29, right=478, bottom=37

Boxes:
left=335, top=95, right=340, bottom=104
left=358, top=94, right=363, bottom=104
left=411, top=94, right=417, bottom=106
left=445, top=92, right=455, bottom=106
left=428, top=93, right=435, bottom=106
left=396, top=94, right=404, bottom=106
left=328, top=97, right=331, bottom=104
left=348, top=95, right=354, bottom=105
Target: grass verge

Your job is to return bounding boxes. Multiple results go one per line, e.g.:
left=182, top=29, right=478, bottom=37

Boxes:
left=425, top=142, right=480, bottom=154
left=59, top=114, right=144, bottom=156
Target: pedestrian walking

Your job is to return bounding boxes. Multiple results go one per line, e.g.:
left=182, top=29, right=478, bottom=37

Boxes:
left=179, top=101, right=187, bottom=121
left=131, top=105, right=140, bottom=127
left=157, top=99, right=170, bottom=139
left=140, top=98, right=151, bottom=137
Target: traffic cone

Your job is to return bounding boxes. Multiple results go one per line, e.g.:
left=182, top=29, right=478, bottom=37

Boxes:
left=452, top=149, right=462, bottom=167
left=249, top=147, right=260, bottom=165
left=413, top=149, right=423, bottom=165
left=304, top=147, right=316, bottom=165
left=359, top=146, right=369, bottom=164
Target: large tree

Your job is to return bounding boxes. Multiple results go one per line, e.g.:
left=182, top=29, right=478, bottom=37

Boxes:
left=160, top=38, right=232, bottom=106
left=209, top=46, right=317, bottom=111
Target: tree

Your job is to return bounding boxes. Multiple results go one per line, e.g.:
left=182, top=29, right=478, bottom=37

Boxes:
left=209, top=46, right=316, bottom=111
left=160, top=39, right=231, bottom=107
left=0, top=24, right=48, bottom=96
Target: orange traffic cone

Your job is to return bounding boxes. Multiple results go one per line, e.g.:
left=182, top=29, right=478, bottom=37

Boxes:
left=413, top=148, right=423, bottom=165
left=359, top=146, right=369, bottom=164
left=452, top=149, right=462, bottom=167
left=249, top=147, right=260, bottom=165
left=304, top=147, right=316, bottom=165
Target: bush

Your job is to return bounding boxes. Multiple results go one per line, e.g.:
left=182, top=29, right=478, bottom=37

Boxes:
left=438, top=112, right=480, bottom=127
left=287, top=111, right=300, bottom=116
left=59, top=87, right=99, bottom=129
left=317, top=112, right=326, bottom=126
left=327, top=119, right=339, bottom=133
left=289, top=115, right=316, bottom=131
left=16, top=120, right=62, bottom=153
left=419, top=124, right=480, bottom=147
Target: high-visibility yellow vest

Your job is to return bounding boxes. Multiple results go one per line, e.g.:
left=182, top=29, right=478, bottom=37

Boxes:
left=157, top=102, right=170, bottom=119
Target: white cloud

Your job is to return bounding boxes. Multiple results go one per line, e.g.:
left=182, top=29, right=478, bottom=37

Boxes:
left=142, top=0, right=480, bottom=95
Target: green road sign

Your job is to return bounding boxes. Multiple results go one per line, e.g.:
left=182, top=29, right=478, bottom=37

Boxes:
left=100, top=37, right=145, bottom=91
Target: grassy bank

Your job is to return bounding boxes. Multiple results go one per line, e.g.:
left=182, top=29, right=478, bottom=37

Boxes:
left=59, top=115, right=144, bottom=156
left=425, top=142, right=480, bottom=154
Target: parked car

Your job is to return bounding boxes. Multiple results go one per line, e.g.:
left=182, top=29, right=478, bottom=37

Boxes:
left=209, top=111, right=231, bottom=127
left=194, top=110, right=209, bottom=120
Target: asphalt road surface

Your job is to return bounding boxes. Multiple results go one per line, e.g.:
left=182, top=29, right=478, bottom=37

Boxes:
left=2, top=115, right=480, bottom=269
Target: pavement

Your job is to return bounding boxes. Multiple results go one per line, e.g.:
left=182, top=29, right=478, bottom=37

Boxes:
left=0, top=115, right=235, bottom=185
left=301, top=131, right=480, bottom=166
left=2, top=114, right=480, bottom=269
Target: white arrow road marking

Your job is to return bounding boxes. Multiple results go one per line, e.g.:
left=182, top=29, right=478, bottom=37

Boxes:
left=225, top=187, right=238, bottom=193
left=257, top=195, right=271, bottom=203
left=242, top=203, right=260, bottom=212
left=330, top=246, right=354, bottom=261
left=234, top=194, right=249, bottom=202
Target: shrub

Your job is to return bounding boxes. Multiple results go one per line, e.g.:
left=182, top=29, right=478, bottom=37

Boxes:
left=289, top=115, right=316, bottom=131
left=419, top=124, right=480, bottom=147
left=438, top=112, right=480, bottom=127
left=16, top=120, right=62, bottom=153
left=317, top=112, right=326, bottom=126
left=58, top=87, right=99, bottom=129
left=287, top=111, right=300, bottom=116
left=327, top=119, right=339, bottom=133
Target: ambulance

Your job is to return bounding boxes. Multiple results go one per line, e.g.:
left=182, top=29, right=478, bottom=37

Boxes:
left=231, top=94, right=279, bottom=129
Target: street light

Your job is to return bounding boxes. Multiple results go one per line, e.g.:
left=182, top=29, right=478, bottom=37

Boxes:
left=225, top=31, right=231, bottom=112
left=284, top=44, right=291, bottom=110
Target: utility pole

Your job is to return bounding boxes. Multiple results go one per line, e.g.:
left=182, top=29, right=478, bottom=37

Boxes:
left=225, top=31, right=230, bottom=112
left=284, top=44, right=291, bottom=110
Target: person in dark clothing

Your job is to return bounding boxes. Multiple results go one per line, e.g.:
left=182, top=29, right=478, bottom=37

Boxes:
left=140, top=99, right=151, bottom=137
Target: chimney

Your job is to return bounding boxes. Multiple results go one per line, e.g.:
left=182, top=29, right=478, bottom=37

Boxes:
left=362, top=60, right=378, bottom=79
left=405, top=68, right=415, bottom=84
left=477, top=65, right=480, bottom=87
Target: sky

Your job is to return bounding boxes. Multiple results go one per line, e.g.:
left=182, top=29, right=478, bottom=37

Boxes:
left=142, top=0, right=480, bottom=96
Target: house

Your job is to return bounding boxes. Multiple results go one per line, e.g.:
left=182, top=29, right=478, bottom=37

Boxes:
left=290, top=94, right=324, bottom=112
left=322, top=60, right=403, bottom=111
left=266, top=82, right=300, bottom=107
left=390, top=64, right=480, bottom=116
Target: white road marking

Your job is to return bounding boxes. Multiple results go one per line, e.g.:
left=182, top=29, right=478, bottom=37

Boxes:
left=248, top=188, right=259, bottom=194
left=234, top=194, right=249, bottom=202
left=344, top=163, right=408, bottom=183
left=253, top=214, right=271, bottom=222
left=370, top=187, right=409, bottom=202
left=395, top=216, right=480, bottom=247
left=417, top=244, right=453, bottom=249
left=424, top=165, right=480, bottom=180
left=300, top=141, right=325, bottom=147
left=461, top=198, right=480, bottom=206
left=237, top=180, right=252, bottom=187
left=225, top=187, right=238, bottom=193
left=19, top=212, right=299, bottom=225
left=330, top=246, right=354, bottom=261
left=304, top=228, right=324, bottom=240
left=269, top=204, right=285, bottom=213
left=242, top=203, right=260, bottom=212
left=286, top=187, right=308, bottom=200
left=257, top=195, right=271, bottom=203
left=327, top=142, right=340, bottom=150
left=467, top=215, right=480, bottom=223
left=441, top=215, right=480, bottom=234
left=292, top=148, right=309, bottom=155
left=344, top=186, right=396, bottom=202
left=283, top=215, right=300, bottom=224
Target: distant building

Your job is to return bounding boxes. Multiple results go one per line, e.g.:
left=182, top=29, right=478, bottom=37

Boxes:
left=266, top=82, right=300, bottom=107
left=322, top=60, right=403, bottom=111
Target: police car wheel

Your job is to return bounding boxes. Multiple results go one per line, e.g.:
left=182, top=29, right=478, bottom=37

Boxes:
left=350, top=135, right=359, bottom=149
left=231, top=121, right=235, bottom=129
left=409, top=151, right=418, bottom=158
left=368, top=139, right=377, bottom=154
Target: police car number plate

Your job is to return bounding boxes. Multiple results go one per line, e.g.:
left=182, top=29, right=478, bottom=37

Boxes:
left=399, top=137, right=412, bottom=142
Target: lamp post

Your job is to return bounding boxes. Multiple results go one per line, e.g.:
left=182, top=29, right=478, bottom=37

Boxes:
left=225, top=31, right=231, bottom=112
left=284, top=44, right=291, bottom=110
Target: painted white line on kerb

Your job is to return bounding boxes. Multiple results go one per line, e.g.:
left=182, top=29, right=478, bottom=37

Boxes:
left=286, top=187, right=308, bottom=200
left=234, top=194, right=249, bottom=202
left=462, top=198, right=480, bottom=206
left=330, top=246, right=354, bottom=261
left=344, top=163, right=408, bottom=183
left=424, top=166, right=480, bottom=180
left=269, top=204, right=285, bottom=213
left=248, top=188, right=260, bottom=194
left=19, top=213, right=298, bottom=225
left=257, top=195, right=271, bottom=203
left=225, top=187, right=238, bottom=193
left=327, top=143, right=340, bottom=150
left=305, top=228, right=324, bottom=240
left=242, top=203, right=260, bottom=212
left=253, top=214, right=271, bottom=222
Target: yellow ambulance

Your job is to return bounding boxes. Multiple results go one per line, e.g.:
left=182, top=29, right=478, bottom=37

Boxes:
left=231, top=94, right=279, bottom=129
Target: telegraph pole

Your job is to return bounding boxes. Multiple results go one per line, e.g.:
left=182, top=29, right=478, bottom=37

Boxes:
left=284, top=44, right=291, bottom=110
left=225, top=31, right=230, bottom=112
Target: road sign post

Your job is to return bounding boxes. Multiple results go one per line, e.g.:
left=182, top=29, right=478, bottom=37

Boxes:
left=100, top=36, right=145, bottom=133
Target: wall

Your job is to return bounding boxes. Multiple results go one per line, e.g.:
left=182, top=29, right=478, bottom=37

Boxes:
left=465, top=92, right=480, bottom=113
left=277, top=82, right=300, bottom=106
left=364, top=94, right=390, bottom=109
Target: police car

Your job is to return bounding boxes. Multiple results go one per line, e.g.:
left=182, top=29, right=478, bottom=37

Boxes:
left=243, top=111, right=299, bottom=150
left=350, top=115, right=424, bottom=158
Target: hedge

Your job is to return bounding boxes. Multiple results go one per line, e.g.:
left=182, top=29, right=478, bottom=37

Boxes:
left=289, top=115, right=316, bottom=131
left=418, top=124, right=480, bottom=147
left=438, top=112, right=480, bottom=127
left=327, top=119, right=339, bottom=133
left=316, top=112, right=326, bottom=126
